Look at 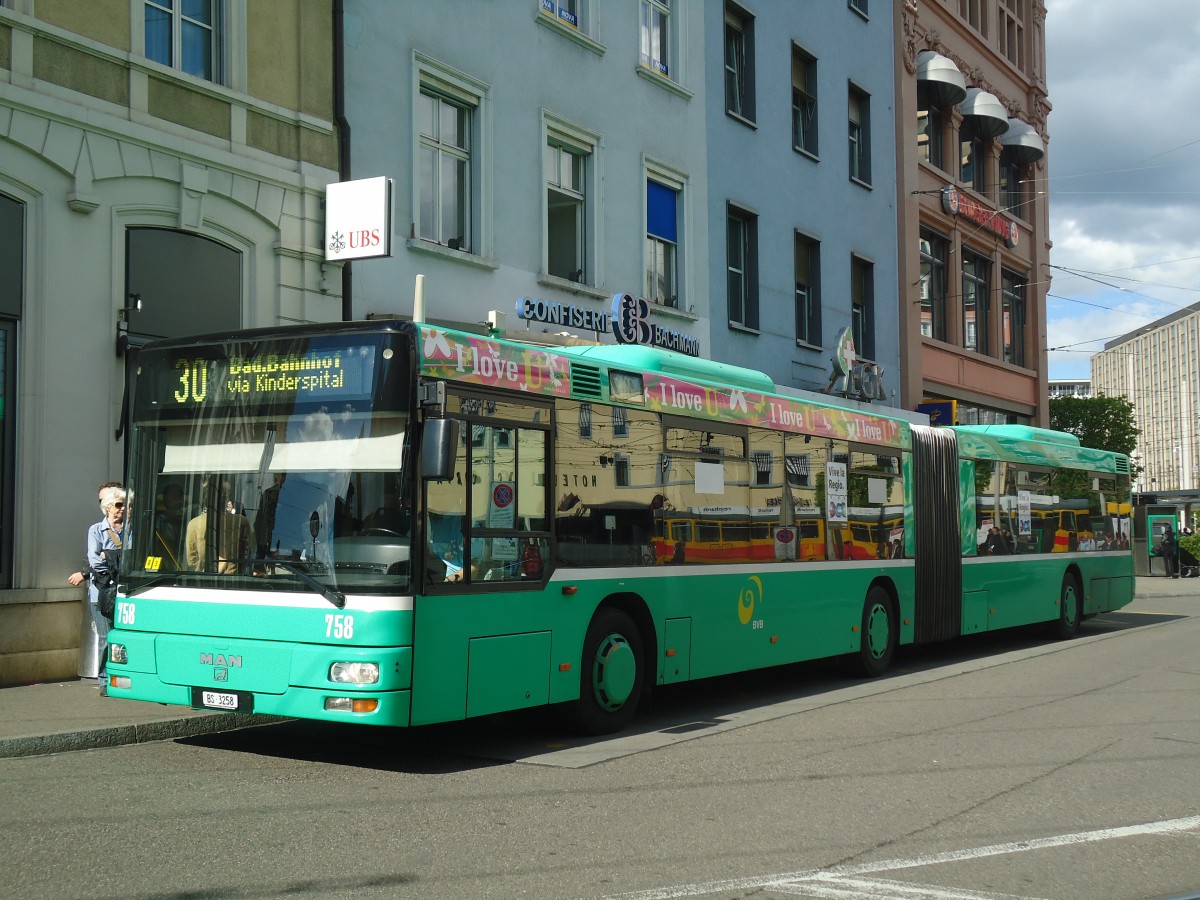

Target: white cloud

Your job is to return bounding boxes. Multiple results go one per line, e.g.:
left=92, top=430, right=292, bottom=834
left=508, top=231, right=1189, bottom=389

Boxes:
left=1045, top=0, right=1200, bottom=377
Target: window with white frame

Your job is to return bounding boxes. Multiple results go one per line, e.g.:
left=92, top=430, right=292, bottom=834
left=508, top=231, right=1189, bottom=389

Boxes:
left=640, top=0, right=671, bottom=77
left=646, top=176, right=680, bottom=308
left=848, top=0, right=868, bottom=15
left=419, top=90, right=471, bottom=250
left=848, top=86, right=871, bottom=184
left=546, top=141, right=586, bottom=282
left=538, top=0, right=603, bottom=48
left=724, top=4, right=754, bottom=122
left=727, top=205, right=757, bottom=329
left=543, top=115, right=598, bottom=284
left=414, top=57, right=489, bottom=256
left=792, top=44, right=818, bottom=156
left=541, top=0, right=579, bottom=28
left=144, top=0, right=223, bottom=82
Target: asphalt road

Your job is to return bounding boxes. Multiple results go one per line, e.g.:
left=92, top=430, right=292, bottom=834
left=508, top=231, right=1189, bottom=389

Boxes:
left=3, top=589, right=1199, bottom=900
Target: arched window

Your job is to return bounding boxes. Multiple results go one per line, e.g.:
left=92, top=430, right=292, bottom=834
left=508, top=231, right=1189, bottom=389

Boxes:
left=125, top=228, right=241, bottom=348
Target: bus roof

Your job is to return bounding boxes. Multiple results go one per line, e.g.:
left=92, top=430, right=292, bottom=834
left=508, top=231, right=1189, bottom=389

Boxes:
left=552, top=344, right=777, bottom=394
left=952, top=425, right=1080, bottom=447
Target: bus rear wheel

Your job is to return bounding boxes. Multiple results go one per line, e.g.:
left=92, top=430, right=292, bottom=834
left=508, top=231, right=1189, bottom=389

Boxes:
left=572, top=608, right=643, bottom=735
left=854, top=586, right=896, bottom=678
left=1052, top=573, right=1082, bottom=639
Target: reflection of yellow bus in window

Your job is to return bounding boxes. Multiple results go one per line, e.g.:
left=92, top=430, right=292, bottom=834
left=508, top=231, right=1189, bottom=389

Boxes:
left=653, top=506, right=903, bottom=563
left=652, top=507, right=830, bottom=563
left=836, top=507, right=905, bottom=560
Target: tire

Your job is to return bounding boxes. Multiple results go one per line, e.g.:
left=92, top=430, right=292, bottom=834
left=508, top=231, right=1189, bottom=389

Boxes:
left=1052, top=573, right=1082, bottom=639
left=572, top=608, right=643, bottom=735
left=854, top=585, right=896, bottom=678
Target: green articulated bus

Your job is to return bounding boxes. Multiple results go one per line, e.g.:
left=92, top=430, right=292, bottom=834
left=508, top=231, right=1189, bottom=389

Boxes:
left=105, top=320, right=1134, bottom=734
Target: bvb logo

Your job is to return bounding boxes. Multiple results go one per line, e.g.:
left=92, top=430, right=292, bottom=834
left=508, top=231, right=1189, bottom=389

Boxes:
left=737, top=575, right=763, bottom=625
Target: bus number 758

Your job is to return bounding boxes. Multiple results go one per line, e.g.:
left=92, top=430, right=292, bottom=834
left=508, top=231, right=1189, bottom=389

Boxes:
left=325, top=614, right=354, bottom=640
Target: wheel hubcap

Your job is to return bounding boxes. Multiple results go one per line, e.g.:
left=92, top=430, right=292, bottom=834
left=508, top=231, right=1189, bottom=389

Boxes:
left=592, top=633, right=636, bottom=711
left=1063, top=586, right=1078, bottom=627
left=865, top=603, right=890, bottom=660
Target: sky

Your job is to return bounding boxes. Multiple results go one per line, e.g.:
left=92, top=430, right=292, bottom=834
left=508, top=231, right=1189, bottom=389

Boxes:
left=1044, top=0, right=1200, bottom=380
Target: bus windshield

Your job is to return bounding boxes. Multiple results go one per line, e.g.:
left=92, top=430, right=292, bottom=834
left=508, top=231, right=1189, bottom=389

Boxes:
left=123, top=329, right=413, bottom=596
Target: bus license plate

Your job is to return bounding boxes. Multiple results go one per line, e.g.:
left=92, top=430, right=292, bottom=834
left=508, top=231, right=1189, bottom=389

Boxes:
left=200, top=690, right=238, bottom=710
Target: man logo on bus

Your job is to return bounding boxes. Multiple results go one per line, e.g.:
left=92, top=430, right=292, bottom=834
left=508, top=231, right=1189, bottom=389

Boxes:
left=738, top=575, right=763, bottom=625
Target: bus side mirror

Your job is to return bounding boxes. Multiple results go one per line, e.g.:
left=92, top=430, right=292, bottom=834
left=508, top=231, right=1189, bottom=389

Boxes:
left=421, top=418, right=459, bottom=481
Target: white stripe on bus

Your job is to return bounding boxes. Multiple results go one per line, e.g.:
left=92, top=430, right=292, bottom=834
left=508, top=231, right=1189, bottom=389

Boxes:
left=122, top=588, right=414, bottom=611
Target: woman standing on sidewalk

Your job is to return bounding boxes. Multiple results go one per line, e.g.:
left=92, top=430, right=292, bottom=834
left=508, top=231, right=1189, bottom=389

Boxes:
left=67, top=485, right=125, bottom=695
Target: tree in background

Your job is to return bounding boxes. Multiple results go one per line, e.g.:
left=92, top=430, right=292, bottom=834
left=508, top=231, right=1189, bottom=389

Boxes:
left=1049, top=394, right=1141, bottom=481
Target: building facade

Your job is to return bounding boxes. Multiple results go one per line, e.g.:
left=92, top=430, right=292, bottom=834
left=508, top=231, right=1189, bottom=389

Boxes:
left=340, top=1, right=711, bottom=353
left=704, top=1, right=900, bottom=402
left=1092, top=302, right=1200, bottom=493
left=0, top=1, right=339, bottom=684
left=894, top=0, right=1051, bottom=426
left=1048, top=378, right=1091, bottom=400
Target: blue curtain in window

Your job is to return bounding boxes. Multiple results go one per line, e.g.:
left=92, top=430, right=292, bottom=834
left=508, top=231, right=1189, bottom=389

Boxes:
left=646, top=180, right=677, bottom=242
left=145, top=3, right=172, bottom=66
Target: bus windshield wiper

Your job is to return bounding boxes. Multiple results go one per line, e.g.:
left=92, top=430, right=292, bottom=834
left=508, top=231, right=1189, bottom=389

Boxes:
left=251, top=558, right=346, bottom=609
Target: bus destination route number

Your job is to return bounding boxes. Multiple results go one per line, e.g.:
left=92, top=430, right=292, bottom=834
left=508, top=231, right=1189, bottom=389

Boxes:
left=163, top=347, right=375, bottom=408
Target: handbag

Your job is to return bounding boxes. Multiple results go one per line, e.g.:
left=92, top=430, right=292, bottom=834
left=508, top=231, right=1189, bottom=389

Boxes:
left=95, top=530, right=123, bottom=620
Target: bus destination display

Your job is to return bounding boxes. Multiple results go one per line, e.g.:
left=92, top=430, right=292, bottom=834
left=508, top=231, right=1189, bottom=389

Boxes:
left=156, top=345, right=378, bottom=409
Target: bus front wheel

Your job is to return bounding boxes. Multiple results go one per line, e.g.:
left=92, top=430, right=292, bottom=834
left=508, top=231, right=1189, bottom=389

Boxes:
left=854, top=586, right=896, bottom=678
left=572, top=608, right=643, bottom=735
left=1052, top=574, right=1082, bottom=639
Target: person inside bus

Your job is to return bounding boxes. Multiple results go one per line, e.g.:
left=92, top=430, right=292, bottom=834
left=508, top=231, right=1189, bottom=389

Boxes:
left=186, top=478, right=252, bottom=574
left=671, top=540, right=686, bottom=564
left=982, top=526, right=1008, bottom=555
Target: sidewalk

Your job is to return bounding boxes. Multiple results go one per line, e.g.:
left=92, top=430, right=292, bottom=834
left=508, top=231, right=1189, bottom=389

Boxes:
left=0, top=679, right=280, bottom=759
left=1, top=576, right=1195, bottom=759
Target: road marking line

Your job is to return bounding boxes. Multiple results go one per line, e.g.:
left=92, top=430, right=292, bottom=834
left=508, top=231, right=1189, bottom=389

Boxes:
left=773, top=874, right=1048, bottom=899
left=600, top=815, right=1200, bottom=900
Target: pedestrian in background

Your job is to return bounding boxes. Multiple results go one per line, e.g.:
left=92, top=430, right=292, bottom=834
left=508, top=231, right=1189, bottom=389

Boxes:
left=67, top=481, right=122, bottom=586
left=67, top=484, right=125, bottom=694
left=1161, top=526, right=1179, bottom=579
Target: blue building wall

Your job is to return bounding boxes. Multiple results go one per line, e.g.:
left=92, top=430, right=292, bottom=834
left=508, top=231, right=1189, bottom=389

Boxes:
left=704, top=2, right=900, bottom=404
left=339, top=2, right=899, bottom=407
left=340, top=1, right=711, bottom=351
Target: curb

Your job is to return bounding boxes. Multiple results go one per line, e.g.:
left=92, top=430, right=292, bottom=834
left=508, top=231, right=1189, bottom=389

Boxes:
left=0, top=712, right=290, bottom=759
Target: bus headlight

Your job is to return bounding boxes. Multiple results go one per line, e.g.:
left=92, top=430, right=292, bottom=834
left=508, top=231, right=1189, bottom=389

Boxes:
left=109, top=644, right=128, bottom=665
left=329, top=662, right=379, bottom=684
